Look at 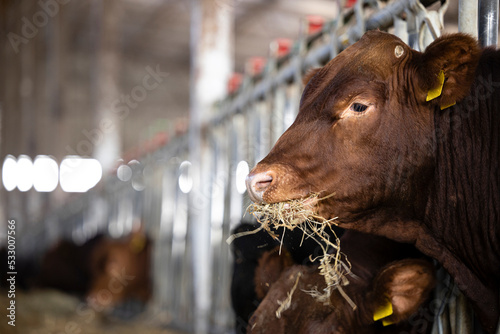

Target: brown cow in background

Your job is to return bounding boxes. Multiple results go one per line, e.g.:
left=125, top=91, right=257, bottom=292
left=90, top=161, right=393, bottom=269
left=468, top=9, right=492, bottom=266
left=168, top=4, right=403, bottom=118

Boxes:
left=37, top=234, right=104, bottom=295
left=230, top=221, right=343, bottom=333
left=246, top=31, right=499, bottom=332
left=249, top=230, right=435, bottom=334
left=37, top=230, right=152, bottom=314
left=86, top=230, right=152, bottom=312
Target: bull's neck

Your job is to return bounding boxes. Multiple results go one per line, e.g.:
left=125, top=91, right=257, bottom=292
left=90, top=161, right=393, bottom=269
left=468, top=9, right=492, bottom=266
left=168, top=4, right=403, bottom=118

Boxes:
left=423, top=48, right=500, bottom=333
left=424, top=49, right=500, bottom=287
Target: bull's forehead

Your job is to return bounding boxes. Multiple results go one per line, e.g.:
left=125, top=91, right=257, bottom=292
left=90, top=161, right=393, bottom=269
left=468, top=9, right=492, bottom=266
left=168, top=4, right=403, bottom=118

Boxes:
left=300, top=31, right=410, bottom=111
left=329, top=31, right=408, bottom=76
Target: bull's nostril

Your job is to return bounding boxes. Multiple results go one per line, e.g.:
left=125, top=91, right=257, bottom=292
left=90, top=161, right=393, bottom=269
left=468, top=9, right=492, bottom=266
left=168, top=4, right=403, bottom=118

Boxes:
left=255, top=176, right=273, bottom=192
left=246, top=172, right=275, bottom=203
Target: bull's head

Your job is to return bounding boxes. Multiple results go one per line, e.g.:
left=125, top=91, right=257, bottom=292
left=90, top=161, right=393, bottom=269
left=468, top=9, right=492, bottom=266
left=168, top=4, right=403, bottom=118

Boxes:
left=246, top=31, right=480, bottom=228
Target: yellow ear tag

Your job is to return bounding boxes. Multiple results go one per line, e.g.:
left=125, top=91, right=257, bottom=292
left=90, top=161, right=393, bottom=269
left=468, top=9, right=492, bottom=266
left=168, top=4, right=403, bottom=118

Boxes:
left=440, top=101, right=456, bottom=110
left=382, top=318, right=395, bottom=326
left=426, top=70, right=445, bottom=101
left=130, top=234, right=146, bottom=254
left=373, top=299, right=393, bottom=322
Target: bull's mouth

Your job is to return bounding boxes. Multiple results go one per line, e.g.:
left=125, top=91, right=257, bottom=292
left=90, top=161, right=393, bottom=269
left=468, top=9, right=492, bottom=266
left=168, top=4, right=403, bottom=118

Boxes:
left=244, top=170, right=354, bottom=307
left=243, top=192, right=354, bottom=308
left=246, top=168, right=339, bottom=222
left=246, top=168, right=326, bottom=207
left=247, top=192, right=336, bottom=227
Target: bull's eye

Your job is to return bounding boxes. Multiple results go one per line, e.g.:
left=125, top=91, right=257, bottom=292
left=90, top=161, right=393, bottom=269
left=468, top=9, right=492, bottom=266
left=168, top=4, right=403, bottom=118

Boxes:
left=351, top=103, right=368, bottom=113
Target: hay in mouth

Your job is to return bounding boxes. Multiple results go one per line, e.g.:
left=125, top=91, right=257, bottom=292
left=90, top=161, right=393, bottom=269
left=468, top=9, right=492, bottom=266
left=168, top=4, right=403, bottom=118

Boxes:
left=243, top=193, right=356, bottom=310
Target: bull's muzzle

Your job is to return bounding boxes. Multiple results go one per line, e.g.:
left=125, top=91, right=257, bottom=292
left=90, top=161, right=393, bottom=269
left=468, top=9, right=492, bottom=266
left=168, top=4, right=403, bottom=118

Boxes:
left=245, top=171, right=274, bottom=203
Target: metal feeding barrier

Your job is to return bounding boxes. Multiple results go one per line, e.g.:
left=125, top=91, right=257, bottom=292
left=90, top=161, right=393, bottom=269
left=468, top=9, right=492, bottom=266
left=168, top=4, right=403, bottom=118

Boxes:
left=24, top=0, right=499, bottom=333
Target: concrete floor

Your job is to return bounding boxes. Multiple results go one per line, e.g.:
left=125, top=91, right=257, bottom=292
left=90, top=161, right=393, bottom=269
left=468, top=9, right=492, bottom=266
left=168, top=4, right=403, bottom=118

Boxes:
left=0, top=289, right=187, bottom=334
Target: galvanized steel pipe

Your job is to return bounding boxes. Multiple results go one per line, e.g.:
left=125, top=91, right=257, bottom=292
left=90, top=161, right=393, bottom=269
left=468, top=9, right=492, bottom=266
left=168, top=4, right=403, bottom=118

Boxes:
left=478, top=0, right=499, bottom=46
left=365, top=0, right=440, bottom=31
left=459, top=0, right=478, bottom=36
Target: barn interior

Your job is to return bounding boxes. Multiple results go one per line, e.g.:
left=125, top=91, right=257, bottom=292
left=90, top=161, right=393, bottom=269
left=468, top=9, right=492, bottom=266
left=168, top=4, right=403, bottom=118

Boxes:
left=0, top=0, right=497, bottom=333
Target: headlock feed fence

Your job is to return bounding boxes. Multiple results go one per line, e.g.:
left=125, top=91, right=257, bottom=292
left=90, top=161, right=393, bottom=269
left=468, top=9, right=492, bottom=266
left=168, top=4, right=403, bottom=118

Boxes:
left=22, top=0, right=499, bottom=333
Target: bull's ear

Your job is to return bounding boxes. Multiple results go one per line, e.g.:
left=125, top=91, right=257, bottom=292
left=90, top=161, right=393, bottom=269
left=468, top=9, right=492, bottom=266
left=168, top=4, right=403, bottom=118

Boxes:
left=418, top=33, right=480, bottom=109
left=302, top=68, right=321, bottom=86
left=371, top=259, right=435, bottom=325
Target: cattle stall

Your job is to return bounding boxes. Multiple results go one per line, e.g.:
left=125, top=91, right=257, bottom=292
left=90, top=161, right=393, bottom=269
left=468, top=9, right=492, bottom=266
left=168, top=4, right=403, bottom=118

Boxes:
left=7, top=0, right=499, bottom=333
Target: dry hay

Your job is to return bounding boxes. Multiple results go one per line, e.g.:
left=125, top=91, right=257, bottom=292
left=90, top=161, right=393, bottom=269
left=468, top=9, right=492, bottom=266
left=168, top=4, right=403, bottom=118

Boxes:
left=275, top=271, right=302, bottom=319
left=0, top=290, right=184, bottom=334
left=229, top=193, right=356, bottom=313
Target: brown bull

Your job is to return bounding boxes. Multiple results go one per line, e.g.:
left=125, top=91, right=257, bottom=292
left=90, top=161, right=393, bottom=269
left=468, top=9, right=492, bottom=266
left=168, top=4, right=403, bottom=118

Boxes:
left=246, top=31, right=500, bottom=332
left=250, top=230, right=435, bottom=334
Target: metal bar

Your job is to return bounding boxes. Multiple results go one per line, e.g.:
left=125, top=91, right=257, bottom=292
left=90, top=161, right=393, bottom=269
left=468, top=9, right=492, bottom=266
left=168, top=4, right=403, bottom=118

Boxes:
left=365, top=0, right=440, bottom=31
left=210, top=0, right=443, bottom=128
left=189, top=0, right=233, bottom=333
left=459, top=0, right=479, bottom=36
left=479, top=0, right=499, bottom=47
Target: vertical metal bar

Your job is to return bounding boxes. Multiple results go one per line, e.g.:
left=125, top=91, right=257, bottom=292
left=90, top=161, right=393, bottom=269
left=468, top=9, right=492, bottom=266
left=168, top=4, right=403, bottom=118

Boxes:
left=229, top=115, right=246, bottom=230
left=189, top=0, right=209, bottom=330
left=497, top=309, right=500, bottom=334
left=209, top=126, right=231, bottom=331
left=459, top=0, right=479, bottom=36
left=478, top=0, right=499, bottom=47
left=393, top=15, right=409, bottom=44
left=272, top=87, right=286, bottom=144
left=189, top=0, right=233, bottom=333
left=256, top=101, right=271, bottom=161
left=93, top=0, right=123, bottom=172
left=156, top=162, right=175, bottom=316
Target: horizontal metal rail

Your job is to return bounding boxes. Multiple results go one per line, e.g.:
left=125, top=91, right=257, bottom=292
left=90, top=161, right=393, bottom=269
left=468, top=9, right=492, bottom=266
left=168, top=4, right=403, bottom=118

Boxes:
left=210, top=0, right=441, bottom=128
